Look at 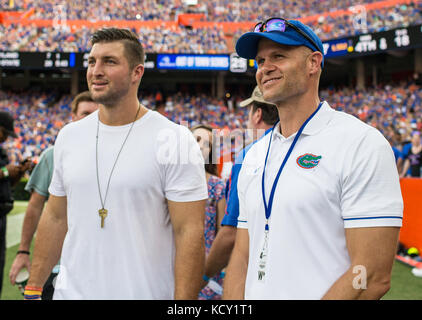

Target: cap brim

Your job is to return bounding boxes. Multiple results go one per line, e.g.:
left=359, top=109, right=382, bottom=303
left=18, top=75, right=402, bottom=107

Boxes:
left=236, top=32, right=306, bottom=60
left=239, top=97, right=254, bottom=108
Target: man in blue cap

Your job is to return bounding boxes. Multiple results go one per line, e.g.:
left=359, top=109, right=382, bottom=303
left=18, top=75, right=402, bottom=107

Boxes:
left=223, top=18, right=403, bottom=300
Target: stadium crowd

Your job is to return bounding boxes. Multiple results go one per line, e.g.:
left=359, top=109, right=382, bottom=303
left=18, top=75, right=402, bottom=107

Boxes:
left=0, top=1, right=421, bottom=52
left=0, top=90, right=72, bottom=164
left=1, top=0, right=420, bottom=24
left=0, top=79, right=421, bottom=176
left=0, top=24, right=228, bottom=53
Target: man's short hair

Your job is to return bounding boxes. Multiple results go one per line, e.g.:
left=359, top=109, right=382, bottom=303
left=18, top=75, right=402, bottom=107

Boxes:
left=251, top=102, right=279, bottom=126
left=90, top=28, right=145, bottom=69
left=71, top=91, right=94, bottom=115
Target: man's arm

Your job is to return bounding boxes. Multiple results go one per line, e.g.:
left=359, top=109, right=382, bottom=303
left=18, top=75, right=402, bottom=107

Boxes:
left=203, top=225, right=236, bottom=282
left=216, top=198, right=226, bottom=232
left=322, top=227, right=400, bottom=299
left=203, top=163, right=242, bottom=283
left=9, top=191, right=47, bottom=285
left=396, top=157, right=403, bottom=175
left=400, top=159, right=410, bottom=178
left=168, top=199, right=206, bottom=300
left=26, top=195, right=68, bottom=290
left=201, top=197, right=233, bottom=287
left=222, top=228, right=249, bottom=300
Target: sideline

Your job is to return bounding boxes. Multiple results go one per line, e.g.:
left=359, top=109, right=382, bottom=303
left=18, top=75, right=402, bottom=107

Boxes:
left=6, top=212, right=25, bottom=248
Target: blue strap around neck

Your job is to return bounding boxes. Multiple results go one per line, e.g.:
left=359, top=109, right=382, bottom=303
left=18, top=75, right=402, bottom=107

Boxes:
left=261, top=102, right=323, bottom=231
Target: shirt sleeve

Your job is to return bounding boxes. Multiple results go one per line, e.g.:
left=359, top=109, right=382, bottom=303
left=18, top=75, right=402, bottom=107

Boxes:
left=341, top=128, right=403, bottom=228
left=163, top=125, right=208, bottom=202
left=392, top=147, right=402, bottom=162
left=221, top=162, right=242, bottom=227
left=401, top=143, right=411, bottom=160
left=48, top=130, right=66, bottom=197
left=236, top=162, right=249, bottom=230
left=25, top=148, right=53, bottom=197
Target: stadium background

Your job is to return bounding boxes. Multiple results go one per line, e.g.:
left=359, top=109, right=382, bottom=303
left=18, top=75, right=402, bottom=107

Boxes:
left=1, top=0, right=422, bottom=299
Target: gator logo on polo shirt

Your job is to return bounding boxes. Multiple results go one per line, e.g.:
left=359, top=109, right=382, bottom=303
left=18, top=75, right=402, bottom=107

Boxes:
left=296, top=153, right=322, bottom=169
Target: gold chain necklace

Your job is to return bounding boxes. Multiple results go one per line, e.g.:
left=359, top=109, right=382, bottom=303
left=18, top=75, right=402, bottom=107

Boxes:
left=95, top=104, right=141, bottom=229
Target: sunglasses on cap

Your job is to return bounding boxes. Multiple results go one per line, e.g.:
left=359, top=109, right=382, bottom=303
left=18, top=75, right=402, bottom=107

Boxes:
left=253, top=17, right=322, bottom=54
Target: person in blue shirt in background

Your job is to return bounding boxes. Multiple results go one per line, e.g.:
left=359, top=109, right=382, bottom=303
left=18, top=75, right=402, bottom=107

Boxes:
left=387, top=128, right=404, bottom=174
left=200, top=86, right=279, bottom=288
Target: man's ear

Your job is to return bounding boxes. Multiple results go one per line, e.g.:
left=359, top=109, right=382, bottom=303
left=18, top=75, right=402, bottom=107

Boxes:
left=132, top=64, right=145, bottom=83
left=254, top=107, right=263, bottom=125
left=309, top=51, right=323, bottom=76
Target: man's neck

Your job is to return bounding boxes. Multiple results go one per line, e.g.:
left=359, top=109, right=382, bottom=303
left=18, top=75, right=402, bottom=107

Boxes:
left=276, top=95, right=321, bottom=138
left=99, top=97, right=147, bottom=126
left=254, top=124, right=273, bottom=141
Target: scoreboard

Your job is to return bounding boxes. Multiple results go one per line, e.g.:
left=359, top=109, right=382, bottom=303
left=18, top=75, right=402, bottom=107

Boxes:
left=1, top=24, right=421, bottom=71
left=0, top=52, right=75, bottom=69
left=0, top=51, right=156, bottom=70
left=323, top=24, right=422, bottom=58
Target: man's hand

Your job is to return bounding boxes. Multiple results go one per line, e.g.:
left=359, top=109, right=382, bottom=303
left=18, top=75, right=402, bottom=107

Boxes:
left=20, top=159, right=35, bottom=173
left=6, top=164, right=25, bottom=185
left=9, top=253, right=31, bottom=285
left=6, top=164, right=22, bottom=177
left=4, top=161, right=33, bottom=185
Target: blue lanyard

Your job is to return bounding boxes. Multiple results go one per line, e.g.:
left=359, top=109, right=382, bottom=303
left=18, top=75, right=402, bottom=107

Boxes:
left=261, top=102, right=323, bottom=231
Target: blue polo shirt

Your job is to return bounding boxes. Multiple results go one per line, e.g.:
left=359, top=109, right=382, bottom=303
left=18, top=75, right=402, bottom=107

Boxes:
left=221, top=128, right=273, bottom=227
left=392, top=146, right=402, bottom=162
left=401, top=142, right=411, bottom=160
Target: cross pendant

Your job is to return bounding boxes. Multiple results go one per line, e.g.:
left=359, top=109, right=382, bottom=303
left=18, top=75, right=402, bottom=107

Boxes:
left=98, top=208, right=108, bottom=228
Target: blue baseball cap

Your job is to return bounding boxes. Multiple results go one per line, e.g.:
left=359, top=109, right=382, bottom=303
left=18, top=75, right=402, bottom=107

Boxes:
left=236, top=19, right=324, bottom=68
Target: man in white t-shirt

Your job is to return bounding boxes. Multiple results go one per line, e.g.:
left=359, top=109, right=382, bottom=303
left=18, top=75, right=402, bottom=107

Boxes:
left=223, top=18, right=403, bottom=300
left=26, top=28, right=208, bottom=300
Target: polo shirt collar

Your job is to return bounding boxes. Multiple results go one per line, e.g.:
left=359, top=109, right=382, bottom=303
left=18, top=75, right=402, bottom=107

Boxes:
left=273, top=101, right=333, bottom=139
left=302, top=101, right=333, bottom=135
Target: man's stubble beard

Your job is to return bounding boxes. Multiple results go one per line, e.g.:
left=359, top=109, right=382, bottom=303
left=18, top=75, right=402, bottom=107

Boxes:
left=264, top=74, right=307, bottom=105
left=90, top=79, right=131, bottom=108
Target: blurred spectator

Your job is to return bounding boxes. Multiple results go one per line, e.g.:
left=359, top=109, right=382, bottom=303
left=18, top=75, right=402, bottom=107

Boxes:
left=191, top=124, right=226, bottom=300
left=400, top=131, right=422, bottom=177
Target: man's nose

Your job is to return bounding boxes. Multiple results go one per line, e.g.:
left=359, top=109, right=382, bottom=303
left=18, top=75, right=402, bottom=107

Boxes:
left=90, top=61, right=104, bottom=77
left=260, top=60, right=276, bottom=74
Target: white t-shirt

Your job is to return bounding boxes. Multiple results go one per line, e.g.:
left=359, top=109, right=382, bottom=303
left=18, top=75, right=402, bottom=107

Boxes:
left=237, top=101, right=403, bottom=299
left=49, top=110, right=208, bottom=299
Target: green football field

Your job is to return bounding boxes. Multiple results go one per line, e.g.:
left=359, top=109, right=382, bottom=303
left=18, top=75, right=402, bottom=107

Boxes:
left=1, top=201, right=422, bottom=300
